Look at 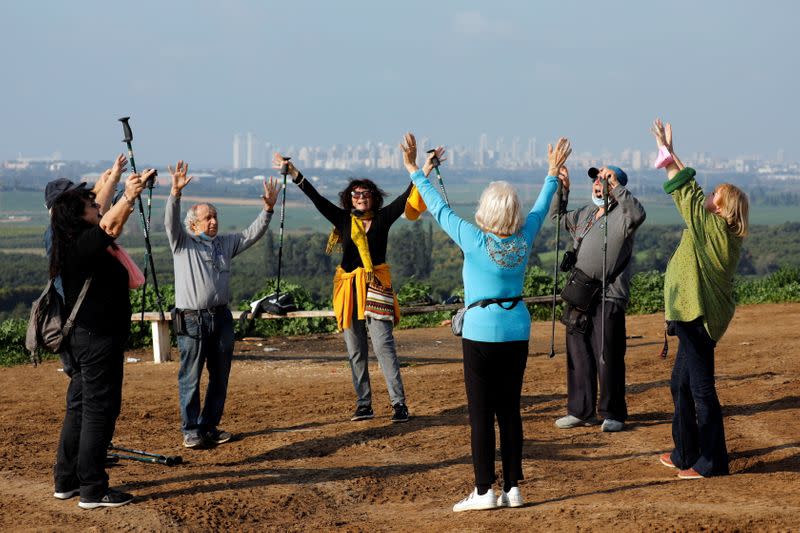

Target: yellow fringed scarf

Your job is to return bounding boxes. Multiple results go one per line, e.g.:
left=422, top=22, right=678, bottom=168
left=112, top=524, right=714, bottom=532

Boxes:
left=326, top=211, right=375, bottom=282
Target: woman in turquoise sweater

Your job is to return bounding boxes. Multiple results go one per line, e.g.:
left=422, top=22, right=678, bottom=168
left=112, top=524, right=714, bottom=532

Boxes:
left=400, top=133, right=571, bottom=512
left=651, top=119, right=749, bottom=479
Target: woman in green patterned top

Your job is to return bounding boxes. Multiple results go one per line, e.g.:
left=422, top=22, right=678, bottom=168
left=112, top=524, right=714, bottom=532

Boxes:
left=651, top=119, right=749, bottom=480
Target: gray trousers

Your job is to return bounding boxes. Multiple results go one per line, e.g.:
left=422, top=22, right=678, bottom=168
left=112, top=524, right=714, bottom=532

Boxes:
left=342, top=305, right=406, bottom=407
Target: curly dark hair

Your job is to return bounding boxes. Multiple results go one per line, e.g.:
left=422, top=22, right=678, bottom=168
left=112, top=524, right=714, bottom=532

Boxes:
left=338, top=178, right=387, bottom=211
left=49, top=187, right=96, bottom=279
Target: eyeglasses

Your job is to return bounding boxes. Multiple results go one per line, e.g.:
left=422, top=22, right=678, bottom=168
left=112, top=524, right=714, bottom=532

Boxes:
left=89, top=201, right=100, bottom=209
left=351, top=190, right=372, bottom=199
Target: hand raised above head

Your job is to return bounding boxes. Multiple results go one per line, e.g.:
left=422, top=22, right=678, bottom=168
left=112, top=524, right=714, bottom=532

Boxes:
left=124, top=171, right=149, bottom=201
left=271, top=152, right=299, bottom=180
left=650, top=118, right=674, bottom=152
left=110, top=153, right=128, bottom=180
left=400, top=132, right=419, bottom=173
left=558, top=166, right=570, bottom=190
left=262, top=176, right=279, bottom=210
left=422, top=146, right=447, bottom=178
left=168, top=160, right=192, bottom=195
left=547, top=137, right=572, bottom=176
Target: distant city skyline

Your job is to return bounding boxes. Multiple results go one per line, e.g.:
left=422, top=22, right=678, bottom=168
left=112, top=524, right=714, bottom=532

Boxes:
left=2, top=1, right=798, bottom=167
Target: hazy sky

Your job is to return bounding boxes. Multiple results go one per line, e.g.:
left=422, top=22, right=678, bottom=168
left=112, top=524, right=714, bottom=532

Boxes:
left=2, top=0, right=798, bottom=167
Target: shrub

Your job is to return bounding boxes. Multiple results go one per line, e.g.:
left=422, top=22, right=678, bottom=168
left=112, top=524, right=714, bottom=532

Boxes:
left=628, top=271, right=665, bottom=315
left=0, top=318, right=55, bottom=367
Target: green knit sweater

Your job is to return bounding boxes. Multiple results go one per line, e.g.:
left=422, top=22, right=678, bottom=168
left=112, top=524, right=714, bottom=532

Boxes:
left=663, top=168, right=742, bottom=341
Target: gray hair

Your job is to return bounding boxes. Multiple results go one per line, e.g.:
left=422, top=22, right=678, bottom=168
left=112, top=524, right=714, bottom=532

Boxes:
left=474, top=181, right=523, bottom=236
left=184, top=202, right=217, bottom=233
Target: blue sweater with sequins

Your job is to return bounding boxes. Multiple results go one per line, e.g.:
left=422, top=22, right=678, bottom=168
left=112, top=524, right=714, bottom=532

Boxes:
left=410, top=170, right=558, bottom=342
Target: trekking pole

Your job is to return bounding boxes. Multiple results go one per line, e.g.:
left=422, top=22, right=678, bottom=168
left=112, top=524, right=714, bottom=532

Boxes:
left=118, top=117, right=166, bottom=321
left=600, top=177, right=609, bottom=365
left=426, top=149, right=450, bottom=206
left=548, top=200, right=563, bottom=358
left=108, top=443, right=182, bottom=466
left=254, top=158, right=297, bottom=316
left=275, top=158, right=290, bottom=297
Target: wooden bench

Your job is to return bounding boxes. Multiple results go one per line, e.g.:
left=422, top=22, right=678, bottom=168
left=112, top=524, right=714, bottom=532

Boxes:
left=131, top=295, right=559, bottom=363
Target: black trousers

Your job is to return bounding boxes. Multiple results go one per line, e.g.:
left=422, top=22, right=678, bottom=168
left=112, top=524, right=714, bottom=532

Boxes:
left=565, top=300, right=627, bottom=422
left=54, top=326, right=126, bottom=500
left=669, top=318, right=729, bottom=476
left=462, top=338, right=528, bottom=487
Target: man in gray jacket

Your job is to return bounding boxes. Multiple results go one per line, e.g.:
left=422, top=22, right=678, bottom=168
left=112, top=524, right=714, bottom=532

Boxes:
left=550, top=165, right=646, bottom=432
left=166, top=160, right=278, bottom=448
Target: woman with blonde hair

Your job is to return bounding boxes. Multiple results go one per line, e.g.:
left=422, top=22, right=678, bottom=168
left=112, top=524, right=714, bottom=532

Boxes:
left=651, top=119, right=749, bottom=480
left=401, top=133, right=571, bottom=512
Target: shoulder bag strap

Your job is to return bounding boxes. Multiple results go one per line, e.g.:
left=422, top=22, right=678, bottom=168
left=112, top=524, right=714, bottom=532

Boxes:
left=62, top=275, right=93, bottom=335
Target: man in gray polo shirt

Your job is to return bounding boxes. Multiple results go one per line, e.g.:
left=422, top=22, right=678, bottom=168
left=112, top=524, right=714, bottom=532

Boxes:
left=550, top=165, right=646, bottom=433
left=166, top=160, right=278, bottom=448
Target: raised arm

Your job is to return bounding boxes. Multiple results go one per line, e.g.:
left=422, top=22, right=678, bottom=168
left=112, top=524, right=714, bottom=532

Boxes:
left=94, top=154, right=128, bottom=214
left=272, top=152, right=347, bottom=227
left=525, top=138, right=570, bottom=242
left=165, top=160, right=193, bottom=251
left=402, top=133, right=481, bottom=249
left=651, top=118, right=685, bottom=179
left=229, top=177, right=278, bottom=257
left=99, top=170, right=149, bottom=238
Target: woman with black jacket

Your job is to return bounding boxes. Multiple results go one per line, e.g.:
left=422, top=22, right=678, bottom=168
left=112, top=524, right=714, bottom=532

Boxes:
left=50, top=170, right=150, bottom=509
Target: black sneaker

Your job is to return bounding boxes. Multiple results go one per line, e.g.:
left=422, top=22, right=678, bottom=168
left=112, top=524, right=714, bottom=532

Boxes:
left=391, top=403, right=410, bottom=423
left=78, top=489, right=134, bottom=509
left=350, top=405, right=374, bottom=421
left=53, top=487, right=80, bottom=500
left=205, top=428, right=233, bottom=445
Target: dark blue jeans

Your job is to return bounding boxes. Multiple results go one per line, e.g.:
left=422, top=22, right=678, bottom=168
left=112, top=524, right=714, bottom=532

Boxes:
left=177, top=308, right=234, bottom=438
left=669, top=318, right=729, bottom=476
left=54, top=326, right=126, bottom=500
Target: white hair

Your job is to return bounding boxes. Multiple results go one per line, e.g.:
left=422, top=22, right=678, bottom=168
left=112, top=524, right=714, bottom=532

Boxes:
left=474, top=181, right=522, bottom=236
left=184, top=203, right=217, bottom=233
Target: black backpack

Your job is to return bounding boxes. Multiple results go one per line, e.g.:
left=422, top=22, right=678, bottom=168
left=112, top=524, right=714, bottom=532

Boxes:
left=25, top=277, right=91, bottom=366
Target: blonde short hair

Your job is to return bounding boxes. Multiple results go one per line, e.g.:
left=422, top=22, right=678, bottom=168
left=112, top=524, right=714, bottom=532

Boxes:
left=474, top=181, right=523, bottom=236
left=715, top=183, right=749, bottom=238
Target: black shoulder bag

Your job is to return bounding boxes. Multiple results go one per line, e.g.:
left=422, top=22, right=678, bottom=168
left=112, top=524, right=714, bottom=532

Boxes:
left=451, top=296, right=523, bottom=337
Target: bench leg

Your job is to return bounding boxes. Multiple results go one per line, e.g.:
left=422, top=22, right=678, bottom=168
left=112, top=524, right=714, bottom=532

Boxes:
left=151, top=320, right=172, bottom=363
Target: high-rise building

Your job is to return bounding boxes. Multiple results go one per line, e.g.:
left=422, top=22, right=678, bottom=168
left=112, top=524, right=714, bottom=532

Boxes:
left=233, top=133, right=243, bottom=170
left=246, top=132, right=257, bottom=169
left=478, top=133, right=488, bottom=168
left=527, top=137, right=537, bottom=164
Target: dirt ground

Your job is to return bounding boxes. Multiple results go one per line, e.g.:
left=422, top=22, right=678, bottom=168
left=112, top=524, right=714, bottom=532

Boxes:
left=1, top=303, right=798, bottom=532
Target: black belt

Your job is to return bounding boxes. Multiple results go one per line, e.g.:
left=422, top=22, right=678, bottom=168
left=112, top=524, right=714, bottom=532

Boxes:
left=180, top=305, right=228, bottom=317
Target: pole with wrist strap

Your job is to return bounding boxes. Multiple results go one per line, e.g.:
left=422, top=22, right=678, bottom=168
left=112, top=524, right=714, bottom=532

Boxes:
left=118, top=116, right=165, bottom=321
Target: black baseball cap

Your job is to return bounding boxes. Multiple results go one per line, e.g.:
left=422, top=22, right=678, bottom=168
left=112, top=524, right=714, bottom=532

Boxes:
left=45, top=179, right=87, bottom=209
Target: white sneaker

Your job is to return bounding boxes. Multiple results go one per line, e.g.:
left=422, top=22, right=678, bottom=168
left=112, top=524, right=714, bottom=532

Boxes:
left=601, top=419, right=624, bottom=432
left=555, top=415, right=598, bottom=429
left=452, top=488, right=497, bottom=512
left=497, top=487, right=524, bottom=508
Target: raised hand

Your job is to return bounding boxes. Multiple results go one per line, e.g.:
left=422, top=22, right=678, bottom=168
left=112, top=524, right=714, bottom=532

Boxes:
left=558, top=166, right=571, bottom=191
left=547, top=137, right=572, bottom=177
left=124, top=170, right=150, bottom=202
left=422, top=146, right=447, bottom=177
left=168, top=160, right=193, bottom=195
left=262, top=177, right=279, bottom=210
left=110, top=153, right=128, bottom=181
left=271, top=152, right=299, bottom=180
left=400, top=132, right=418, bottom=173
left=650, top=118, right=673, bottom=152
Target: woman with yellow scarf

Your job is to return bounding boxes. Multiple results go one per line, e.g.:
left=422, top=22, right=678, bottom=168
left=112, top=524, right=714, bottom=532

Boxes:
left=271, top=152, right=429, bottom=423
